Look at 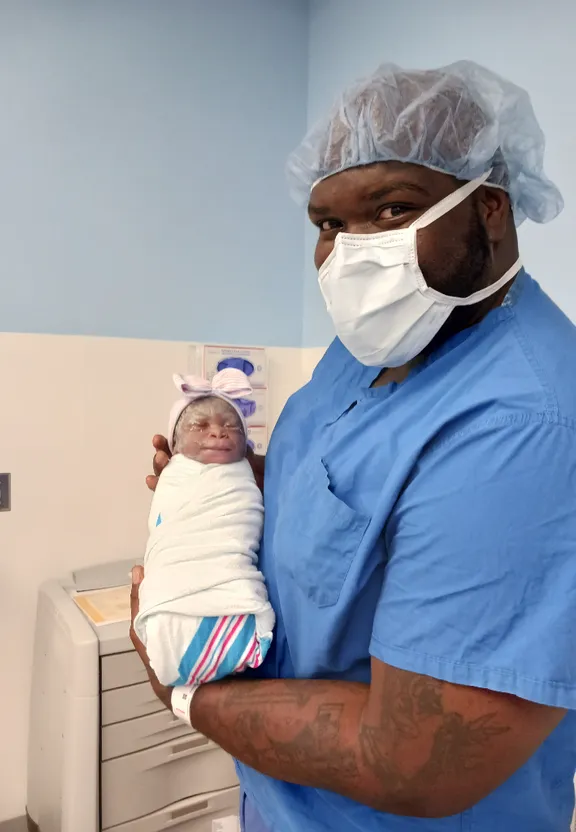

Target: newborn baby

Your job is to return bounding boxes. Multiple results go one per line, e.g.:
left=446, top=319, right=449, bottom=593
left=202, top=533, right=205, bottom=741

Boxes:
left=134, top=368, right=274, bottom=687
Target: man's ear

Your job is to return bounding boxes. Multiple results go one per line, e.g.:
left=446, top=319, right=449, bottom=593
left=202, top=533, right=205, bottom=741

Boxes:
left=478, top=186, right=511, bottom=244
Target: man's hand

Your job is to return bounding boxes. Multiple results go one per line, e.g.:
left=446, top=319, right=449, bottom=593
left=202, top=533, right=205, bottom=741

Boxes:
left=129, top=566, right=173, bottom=710
left=246, top=447, right=265, bottom=492
left=146, top=435, right=172, bottom=492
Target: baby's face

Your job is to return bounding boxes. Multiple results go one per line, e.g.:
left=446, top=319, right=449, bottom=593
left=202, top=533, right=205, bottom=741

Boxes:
left=174, top=397, right=246, bottom=464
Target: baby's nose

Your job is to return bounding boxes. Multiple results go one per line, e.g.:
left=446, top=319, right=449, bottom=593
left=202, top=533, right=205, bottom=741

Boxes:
left=208, top=423, right=226, bottom=438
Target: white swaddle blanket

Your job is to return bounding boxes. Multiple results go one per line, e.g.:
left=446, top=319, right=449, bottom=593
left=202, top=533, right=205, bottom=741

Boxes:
left=134, top=453, right=274, bottom=686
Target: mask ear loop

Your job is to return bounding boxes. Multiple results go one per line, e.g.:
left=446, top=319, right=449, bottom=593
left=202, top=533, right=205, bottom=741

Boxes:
left=412, top=170, right=493, bottom=231
left=442, top=257, right=523, bottom=308
left=411, top=168, right=521, bottom=306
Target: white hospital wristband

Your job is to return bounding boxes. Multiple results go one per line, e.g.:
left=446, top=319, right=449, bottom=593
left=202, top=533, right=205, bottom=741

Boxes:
left=171, top=685, right=198, bottom=725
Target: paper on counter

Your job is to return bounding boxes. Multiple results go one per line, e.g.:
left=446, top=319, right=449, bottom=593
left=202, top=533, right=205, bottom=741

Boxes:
left=73, top=584, right=131, bottom=625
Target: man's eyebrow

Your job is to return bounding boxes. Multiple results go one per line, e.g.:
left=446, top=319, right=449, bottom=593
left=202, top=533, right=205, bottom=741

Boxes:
left=308, top=181, right=430, bottom=215
left=365, top=181, right=431, bottom=201
left=307, top=203, right=331, bottom=217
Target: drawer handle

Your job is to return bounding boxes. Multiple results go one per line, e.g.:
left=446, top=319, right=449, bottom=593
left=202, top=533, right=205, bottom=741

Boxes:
left=171, top=799, right=209, bottom=820
left=169, top=735, right=211, bottom=759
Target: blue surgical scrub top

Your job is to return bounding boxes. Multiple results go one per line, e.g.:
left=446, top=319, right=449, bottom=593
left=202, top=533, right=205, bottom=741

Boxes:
left=237, top=272, right=576, bottom=830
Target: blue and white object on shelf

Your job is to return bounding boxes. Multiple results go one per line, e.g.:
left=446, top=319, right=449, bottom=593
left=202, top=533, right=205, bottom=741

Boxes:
left=217, top=356, right=255, bottom=377
left=204, top=345, right=267, bottom=389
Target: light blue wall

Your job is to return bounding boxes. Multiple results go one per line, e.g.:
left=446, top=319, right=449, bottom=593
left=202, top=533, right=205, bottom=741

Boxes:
left=0, top=0, right=308, bottom=346
left=302, top=0, right=576, bottom=345
left=5, top=2, right=574, bottom=348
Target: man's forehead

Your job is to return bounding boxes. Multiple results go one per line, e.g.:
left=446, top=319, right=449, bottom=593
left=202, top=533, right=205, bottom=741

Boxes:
left=308, top=162, right=457, bottom=213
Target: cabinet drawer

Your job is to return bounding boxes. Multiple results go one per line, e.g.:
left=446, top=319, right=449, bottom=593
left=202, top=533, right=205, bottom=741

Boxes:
left=101, top=734, right=238, bottom=829
left=101, top=650, right=148, bottom=691
left=102, top=708, right=193, bottom=760
left=103, top=786, right=240, bottom=832
left=102, top=680, right=164, bottom=725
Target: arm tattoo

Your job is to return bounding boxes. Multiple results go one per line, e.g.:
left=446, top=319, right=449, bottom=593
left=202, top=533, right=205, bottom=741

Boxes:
left=222, top=678, right=322, bottom=708
left=214, top=680, right=361, bottom=784
left=359, top=671, right=510, bottom=802
left=233, top=702, right=359, bottom=780
left=191, top=672, right=512, bottom=813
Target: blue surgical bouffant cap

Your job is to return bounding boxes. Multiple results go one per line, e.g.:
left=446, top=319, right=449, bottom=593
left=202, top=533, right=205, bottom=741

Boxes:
left=286, top=60, right=563, bottom=225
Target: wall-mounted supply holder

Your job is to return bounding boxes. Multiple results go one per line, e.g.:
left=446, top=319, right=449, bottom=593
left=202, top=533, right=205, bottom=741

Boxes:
left=204, top=345, right=269, bottom=450
left=247, top=426, right=268, bottom=454
left=203, top=345, right=267, bottom=388
left=237, top=387, right=267, bottom=428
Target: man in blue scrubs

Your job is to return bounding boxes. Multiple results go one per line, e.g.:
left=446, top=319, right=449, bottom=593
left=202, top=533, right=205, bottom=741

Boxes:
left=132, top=61, right=576, bottom=829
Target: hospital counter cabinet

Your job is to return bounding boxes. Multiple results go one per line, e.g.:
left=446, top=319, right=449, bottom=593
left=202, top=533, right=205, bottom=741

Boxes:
left=26, top=560, right=240, bottom=832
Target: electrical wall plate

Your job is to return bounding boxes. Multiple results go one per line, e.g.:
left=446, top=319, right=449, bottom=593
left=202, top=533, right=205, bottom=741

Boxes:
left=186, top=344, right=202, bottom=374
left=0, top=473, right=11, bottom=511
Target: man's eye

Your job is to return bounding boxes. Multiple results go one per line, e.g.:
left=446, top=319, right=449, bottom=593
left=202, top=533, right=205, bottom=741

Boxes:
left=317, top=218, right=343, bottom=232
left=378, top=205, right=410, bottom=220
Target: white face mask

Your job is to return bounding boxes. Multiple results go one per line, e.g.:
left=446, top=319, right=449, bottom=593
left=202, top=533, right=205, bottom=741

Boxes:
left=317, top=171, right=522, bottom=367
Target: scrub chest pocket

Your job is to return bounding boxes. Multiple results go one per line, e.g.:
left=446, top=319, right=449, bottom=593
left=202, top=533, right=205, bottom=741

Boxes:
left=274, top=456, right=370, bottom=607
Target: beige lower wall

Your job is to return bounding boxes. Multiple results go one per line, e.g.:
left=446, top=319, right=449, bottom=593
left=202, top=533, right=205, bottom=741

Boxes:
left=0, top=332, right=325, bottom=821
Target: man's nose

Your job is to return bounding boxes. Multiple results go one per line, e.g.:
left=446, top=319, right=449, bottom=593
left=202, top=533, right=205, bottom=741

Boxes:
left=345, top=221, right=379, bottom=235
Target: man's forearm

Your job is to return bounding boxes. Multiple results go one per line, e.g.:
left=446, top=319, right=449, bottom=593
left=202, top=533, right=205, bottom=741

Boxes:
left=138, top=604, right=549, bottom=819
left=190, top=678, right=391, bottom=811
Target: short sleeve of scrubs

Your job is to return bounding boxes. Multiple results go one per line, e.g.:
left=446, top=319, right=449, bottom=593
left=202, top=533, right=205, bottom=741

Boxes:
left=371, top=416, right=576, bottom=709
